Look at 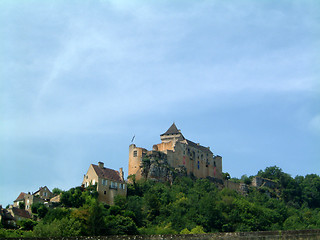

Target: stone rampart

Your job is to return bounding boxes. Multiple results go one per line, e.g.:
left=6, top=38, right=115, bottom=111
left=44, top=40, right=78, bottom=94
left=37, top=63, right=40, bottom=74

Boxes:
left=4, top=229, right=320, bottom=240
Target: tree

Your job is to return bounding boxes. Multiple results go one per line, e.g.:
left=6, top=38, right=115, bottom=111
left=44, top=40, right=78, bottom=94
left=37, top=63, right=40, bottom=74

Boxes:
left=19, top=202, right=25, bottom=210
left=223, top=172, right=231, bottom=180
left=241, top=175, right=252, bottom=185
left=43, top=208, right=71, bottom=224
left=52, top=188, right=63, bottom=196
left=18, top=219, right=37, bottom=231
left=31, top=202, right=45, bottom=214
left=33, top=218, right=81, bottom=237
left=104, top=215, right=138, bottom=235
left=87, top=201, right=105, bottom=236
left=37, top=205, right=48, bottom=219
left=301, top=174, right=320, bottom=208
left=257, top=166, right=283, bottom=181
left=61, top=187, right=85, bottom=208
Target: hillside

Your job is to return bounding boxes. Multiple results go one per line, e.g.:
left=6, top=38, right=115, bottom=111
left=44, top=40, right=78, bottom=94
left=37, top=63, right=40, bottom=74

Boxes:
left=1, top=166, right=320, bottom=238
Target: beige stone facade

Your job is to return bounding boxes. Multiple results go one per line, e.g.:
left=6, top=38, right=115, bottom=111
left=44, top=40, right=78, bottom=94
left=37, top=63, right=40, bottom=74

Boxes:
left=13, top=187, right=52, bottom=213
left=252, top=176, right=276, bottom=188
left=33, top=186, right=53, bottom=200
left=128, top=123, right=223, bottom=181
left=82, top=162, right=127, bottom=205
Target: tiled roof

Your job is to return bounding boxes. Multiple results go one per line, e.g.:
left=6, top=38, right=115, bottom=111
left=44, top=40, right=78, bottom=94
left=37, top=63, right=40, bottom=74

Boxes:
left=186, top=139, right=212, bottom=154
left=33, top=186, right=51, bottom=195
left=160, top=123, right=180, bottom=136
left=11, top=207, right=31, bottom=219
left=92, top=165, right=124, bottom=183
left=14, top=192, right=26, bottom=202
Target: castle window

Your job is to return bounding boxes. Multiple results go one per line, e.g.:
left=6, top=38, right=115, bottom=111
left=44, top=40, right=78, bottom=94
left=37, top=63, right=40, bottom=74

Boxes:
left=104, top=191, right=106, bottom=195
left=133, top=151, right=137, bottom=157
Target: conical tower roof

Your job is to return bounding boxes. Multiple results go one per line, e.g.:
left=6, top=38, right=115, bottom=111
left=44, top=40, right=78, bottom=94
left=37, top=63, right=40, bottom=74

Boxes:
left=160, top=123, right=180, bottom=136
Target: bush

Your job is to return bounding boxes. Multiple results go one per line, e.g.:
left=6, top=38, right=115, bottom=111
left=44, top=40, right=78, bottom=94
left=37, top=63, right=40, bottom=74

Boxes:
left=37, top=205, right=48, bottom=218
left=33, top=218, right=81, bottom=237
left=104, top=215, right=139, bottom=235
left=18, top=219, right=37, bottom=231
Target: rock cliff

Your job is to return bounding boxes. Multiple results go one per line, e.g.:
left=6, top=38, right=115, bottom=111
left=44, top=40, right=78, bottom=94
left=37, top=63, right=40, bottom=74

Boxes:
left=140, top=151, right=187, bottom=183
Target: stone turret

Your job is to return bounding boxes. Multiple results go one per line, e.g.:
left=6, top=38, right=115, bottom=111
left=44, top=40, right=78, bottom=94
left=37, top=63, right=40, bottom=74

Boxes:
left=160, top=123, right=185, bottom=143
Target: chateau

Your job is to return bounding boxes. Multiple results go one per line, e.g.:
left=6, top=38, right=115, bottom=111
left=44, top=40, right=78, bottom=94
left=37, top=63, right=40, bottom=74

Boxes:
left=128, top=123, right=223, bottom=181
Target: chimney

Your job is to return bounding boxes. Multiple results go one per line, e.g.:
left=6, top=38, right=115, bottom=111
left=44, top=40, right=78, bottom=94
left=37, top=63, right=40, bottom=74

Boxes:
left=119, top=168, right=124, bottom=181
left=98, top=162, right=104, bottom=169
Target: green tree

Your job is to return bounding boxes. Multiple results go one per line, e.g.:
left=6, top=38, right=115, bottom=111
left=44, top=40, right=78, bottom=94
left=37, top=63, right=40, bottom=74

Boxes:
left=87, top=201, right=106, bottom=236
left=33, top=218, right=81, bottom=237
left=52, top=188, right=63, bottom=196
left=43, top=208, right=71, bottom=224
left=17, top=219, right=37, bottom=231
left=19, top=202, right=25, bottom=210
left=31, top=202, right=45, bottom=214
left=104, top=215, right=138, bottom=235
left=223, top=172, right=231, bottom=180
left=37, top=205, right=48, bottom=219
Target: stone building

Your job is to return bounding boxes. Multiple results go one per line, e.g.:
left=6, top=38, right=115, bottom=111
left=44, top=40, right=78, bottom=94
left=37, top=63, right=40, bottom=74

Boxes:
left=33, top=186, right=53, bottom=201
left=6, top=206, right=31, bottom=221
left=252, top=176, right=276, bottom=189
left=129, top=123, right=223, bottom=181
left=82, top=162, right=127, bottom=205
left=13, top=186, right=53, bottom=213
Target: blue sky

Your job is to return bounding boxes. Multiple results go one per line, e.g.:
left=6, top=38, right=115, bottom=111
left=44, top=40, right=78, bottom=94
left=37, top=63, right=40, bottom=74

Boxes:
left=0, top=0, right=319, bottom=207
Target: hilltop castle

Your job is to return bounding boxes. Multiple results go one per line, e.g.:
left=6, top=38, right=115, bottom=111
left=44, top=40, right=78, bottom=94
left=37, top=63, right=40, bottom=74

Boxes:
left=128, top=123, right=223, bottom=181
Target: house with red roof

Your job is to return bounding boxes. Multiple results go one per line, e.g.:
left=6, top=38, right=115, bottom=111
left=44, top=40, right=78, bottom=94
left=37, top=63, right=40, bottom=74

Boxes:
left=7, top=206, right=31, bottom=221
left=82, top=162, right=127, bottom=205
left=13, top=186, right=53, bottom=213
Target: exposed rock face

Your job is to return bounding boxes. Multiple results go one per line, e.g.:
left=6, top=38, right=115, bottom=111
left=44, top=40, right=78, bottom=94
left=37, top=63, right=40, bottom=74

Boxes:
left=140, top=151, right=187, bottom=183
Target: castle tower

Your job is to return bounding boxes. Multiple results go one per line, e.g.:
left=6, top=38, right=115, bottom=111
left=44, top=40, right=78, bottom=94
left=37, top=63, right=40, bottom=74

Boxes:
left=160, top=123, right=185, bottom=143
left=128, top=144, right=147, bottom=180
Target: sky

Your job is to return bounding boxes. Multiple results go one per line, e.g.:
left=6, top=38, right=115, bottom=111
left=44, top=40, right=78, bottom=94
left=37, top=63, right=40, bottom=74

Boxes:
left=0, top=0, right=319, bottom=207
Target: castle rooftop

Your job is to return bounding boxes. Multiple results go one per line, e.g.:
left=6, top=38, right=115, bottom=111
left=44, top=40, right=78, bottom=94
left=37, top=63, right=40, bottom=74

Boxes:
left=160, top=123, right=181, bottom=136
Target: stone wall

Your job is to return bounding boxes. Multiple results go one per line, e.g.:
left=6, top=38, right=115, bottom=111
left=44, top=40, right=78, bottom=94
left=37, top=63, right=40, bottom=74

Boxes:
left=5, top=229, right=320, bottom=240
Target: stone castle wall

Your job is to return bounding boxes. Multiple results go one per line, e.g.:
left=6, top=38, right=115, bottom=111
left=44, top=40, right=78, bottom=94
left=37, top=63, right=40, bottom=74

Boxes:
left=128, top=143, right=222, bottom=181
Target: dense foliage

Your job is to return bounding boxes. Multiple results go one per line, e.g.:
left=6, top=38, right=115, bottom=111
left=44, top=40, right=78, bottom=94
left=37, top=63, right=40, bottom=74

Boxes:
left=1, top=166, right=320, bottom=237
